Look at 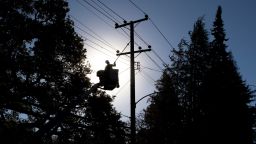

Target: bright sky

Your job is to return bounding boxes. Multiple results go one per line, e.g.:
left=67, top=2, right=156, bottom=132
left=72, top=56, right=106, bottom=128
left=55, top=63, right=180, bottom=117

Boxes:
left=68, top=0, right=256, bottom=120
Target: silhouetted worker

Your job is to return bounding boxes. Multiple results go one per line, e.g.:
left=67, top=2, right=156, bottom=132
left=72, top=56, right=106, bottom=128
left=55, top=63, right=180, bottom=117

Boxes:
left=104, top=60, right=116, bottom=88
left=105, top=60, right=116, bottom=71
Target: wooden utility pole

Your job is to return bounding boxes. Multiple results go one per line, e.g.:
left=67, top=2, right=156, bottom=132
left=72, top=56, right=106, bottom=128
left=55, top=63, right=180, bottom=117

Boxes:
left=115, top=15, right=150, bottom=144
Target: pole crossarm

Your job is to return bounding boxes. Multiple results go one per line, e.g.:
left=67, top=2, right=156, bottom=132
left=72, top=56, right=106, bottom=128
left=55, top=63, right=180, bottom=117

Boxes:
left=115, top=15, right=148, bottom=28
left=116, top=49, right=151, bottom=56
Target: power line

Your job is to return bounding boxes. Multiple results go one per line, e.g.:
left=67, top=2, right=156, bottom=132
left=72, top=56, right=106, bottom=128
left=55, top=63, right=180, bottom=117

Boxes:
left=75, top=24, right=122, bottom=58
left=149, top=19, right=175, bottom=49
left=77, top=32, right=124, bottom=62
left=76, top=0, right=138, bottom=52
left=73, top=18, right=131, bottom=65
left=145, top=52, right=162, bottom=70
left=85, top=42, right=129, bottom=64
left=84, top=43, right=115, bottom=60
left=141, top=65, right=162, bottom=72
left=134, top=31, right=150, bottom=46
left=141, top=71, right=156, bottom=82
left=152, top=49, right=168, bottom=67
left=128, top=0, right=147, bottom=15
left=81, top=0, right=117, bottom=23
left=133, top=25, right=169, bottom=67
left=76, top=0, right=113, bottom=28
left=76, top=30, right=130, bottom=67
left=115, top=71, right=140, bottom=96
left=114, top=42, right=130, bottom=63
left=89, top=0, right=122, bottom=23
left=127, top=0, right=175, bottom=50
left=119, top=67, right=130, bottom=75
left=85, top=43, right=130, bottom=66
left=74, top=24, right=118, bottom=52
left=97, top=0, right=126, bottom=22
left=139, top=72, right=154, bottom=84
left=85, top=37, right=114, bottom=54
left=70, top=15, right=116, bottom=49
left=115, top=78, right=130, bottom=96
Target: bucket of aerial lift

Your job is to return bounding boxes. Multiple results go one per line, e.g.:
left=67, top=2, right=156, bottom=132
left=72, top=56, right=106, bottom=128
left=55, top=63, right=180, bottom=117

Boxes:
left=96, top=69, right=119, bottom=90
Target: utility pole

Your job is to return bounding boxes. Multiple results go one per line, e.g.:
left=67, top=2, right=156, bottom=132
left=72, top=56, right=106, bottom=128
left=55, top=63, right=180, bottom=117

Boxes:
left=115, top=15, right=150, bottom=144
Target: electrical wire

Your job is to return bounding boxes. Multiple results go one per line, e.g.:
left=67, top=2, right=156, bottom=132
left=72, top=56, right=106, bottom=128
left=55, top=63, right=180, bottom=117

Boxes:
left=133, top=22, right=169, bottom=67
left=74, top=24, right=118, bottom=52
left=145, top=52, right=162, bottom=70
left=70, top=15, right=116, bottom=49
left=76, top=30, right=131, bottom=68
left=84, top=42, right=129, bottom=65
left=89, top=0, right=122, bottom=23
left=76, top=0, right=166, bottom=92
left=141, top=65, right=162, bottom=72
left=86, top=39, right=130, bottom=65
left=115, top=78, right=130, bottom=96
left=152, top=49, right=168, bottom=67
left=138, top=72, right=153, bottom=85
left=76, top=29, right=129, bottom=65
left=119, top=67, right=130, bottom=75
left=114, top=42, right=130, bottom=63
left=72, top=17, right=131, bottom=65
left=134, top=31, right=150, bottom=46
left=74, top=24, right=129, bottom=63
left=128, top=0, right=147, bottom=15
left=128, top=0, right=175, bottom=50
left=82, top=0, right=117, bottom=23
left=85, top=43, right=115, bottom=60
left=76, top=0, right=138, bottom=53
left=115, top=71, right=139, bottom=96
left=76, top=0, right=113, bottom=28
left=97, top=0, right=126, bottom=22
left=141, top=71, right=156, bottom=82
left=149, top=19, right=175, bottom=49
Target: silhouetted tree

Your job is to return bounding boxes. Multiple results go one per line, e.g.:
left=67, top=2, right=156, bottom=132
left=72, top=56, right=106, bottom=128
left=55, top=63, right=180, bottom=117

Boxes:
left=181, top=17, right=211, bottom=144
left=200, top=6, right=253, bottom=144
left=139, top=6, right=254, bottom=144
left=0, top=0, right=127, bottom=143
left=137, top=69, right=182, bottom=144
left=138, top=18, right=210, bottom=144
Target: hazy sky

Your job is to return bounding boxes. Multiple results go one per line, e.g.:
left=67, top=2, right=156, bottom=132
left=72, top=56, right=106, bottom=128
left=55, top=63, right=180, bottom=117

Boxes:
left=69, top=0, right=256, bottom=120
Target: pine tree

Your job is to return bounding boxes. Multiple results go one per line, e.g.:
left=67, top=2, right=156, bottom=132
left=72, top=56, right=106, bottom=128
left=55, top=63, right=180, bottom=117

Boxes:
left=137, top=39, right=189, bottom=144
left=0, top=1, right=127, bottom=143
left=138, top=6, right=254, bottom=144
left=179, top=17, right=211, bottom=144
left=200, top=6, right=253, bottom=144
left=138, top=18, right=211, bottom=144
left=137, top=69, right=181, bottom=144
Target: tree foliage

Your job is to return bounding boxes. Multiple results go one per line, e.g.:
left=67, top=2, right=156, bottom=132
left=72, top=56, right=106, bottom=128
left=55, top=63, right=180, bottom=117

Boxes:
left=139, top=6, right=254, bottom=144
left=0, top=0, right=126, bottom=143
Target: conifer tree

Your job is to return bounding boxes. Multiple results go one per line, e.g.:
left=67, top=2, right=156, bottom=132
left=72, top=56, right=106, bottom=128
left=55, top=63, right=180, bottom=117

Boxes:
left=137, top=69, right=181, bottom=144
left=179, top=18, right=211, bottom=144
left=138, top=6, right=254, bottom=144
left=201, top=6, right=253, bottom=144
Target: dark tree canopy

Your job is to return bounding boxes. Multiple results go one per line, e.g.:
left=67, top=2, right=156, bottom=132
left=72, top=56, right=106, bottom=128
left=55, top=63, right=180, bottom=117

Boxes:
left=138, top=6, right=254, bottom=144
left=0, top=0, right=127, bottom=143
